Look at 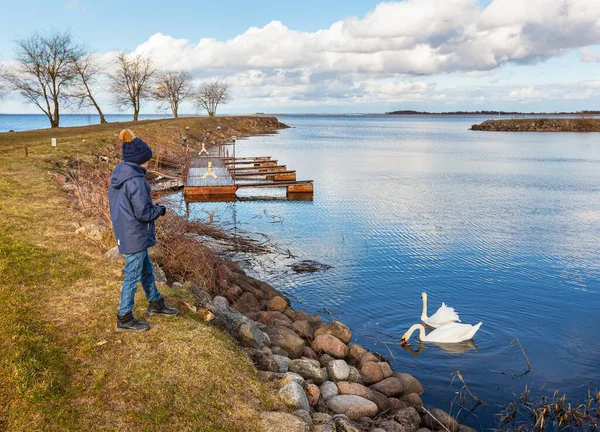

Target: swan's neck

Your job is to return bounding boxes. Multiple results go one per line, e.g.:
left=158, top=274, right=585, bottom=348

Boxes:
left=421, top=296, right=428, bottom=321
left=406, top=324, right=428, bottom=342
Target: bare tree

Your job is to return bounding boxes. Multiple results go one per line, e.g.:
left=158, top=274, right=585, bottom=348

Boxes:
left=3, top=31, right=84, bottom=128
left=70, top=53, right=107, bottom=123
left=195, top=80, right=231, bottom=117
left=153, top=71, right=192, bottom=118
left=109, top=52, right=156, bottom=121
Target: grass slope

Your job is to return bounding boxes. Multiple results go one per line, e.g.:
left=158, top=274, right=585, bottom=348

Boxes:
left=0, top=118, right=278, bottom=431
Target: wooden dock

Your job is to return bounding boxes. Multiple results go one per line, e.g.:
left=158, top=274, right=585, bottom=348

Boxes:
left=184, top=155, right=313, bottom=201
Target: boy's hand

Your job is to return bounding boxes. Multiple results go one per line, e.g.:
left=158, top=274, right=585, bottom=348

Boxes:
left=158, top=205, right=167, bottom=216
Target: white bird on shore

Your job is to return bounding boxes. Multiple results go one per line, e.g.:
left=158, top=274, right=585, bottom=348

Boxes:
left=400, top=322, right=482, bottom=345
left=421, top=291, right=460, bottom=328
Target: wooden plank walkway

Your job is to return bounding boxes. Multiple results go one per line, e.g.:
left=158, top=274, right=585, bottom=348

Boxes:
left=184, top=155, right=313, bottom=200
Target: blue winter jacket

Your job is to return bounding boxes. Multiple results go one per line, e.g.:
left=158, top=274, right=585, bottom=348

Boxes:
left=108, top=162, right=163, bottom=254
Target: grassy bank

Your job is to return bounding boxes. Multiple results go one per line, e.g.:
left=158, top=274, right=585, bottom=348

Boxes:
left=0, top=117, right=283, bottom=431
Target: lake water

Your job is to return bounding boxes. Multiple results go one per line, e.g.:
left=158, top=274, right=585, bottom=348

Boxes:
left=0, top=113, right=173, bottom=132
left=175, top=115, right=600, bottom=430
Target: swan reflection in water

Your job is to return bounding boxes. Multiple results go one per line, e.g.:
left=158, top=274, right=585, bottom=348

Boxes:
left=401, top=339, right=479, bottom=356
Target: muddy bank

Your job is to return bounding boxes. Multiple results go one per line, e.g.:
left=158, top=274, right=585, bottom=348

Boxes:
left=470, top=118, right=600, bottom=132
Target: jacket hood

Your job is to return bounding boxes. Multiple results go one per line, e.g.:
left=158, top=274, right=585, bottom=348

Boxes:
left=110, top=162, right=146, bottom=189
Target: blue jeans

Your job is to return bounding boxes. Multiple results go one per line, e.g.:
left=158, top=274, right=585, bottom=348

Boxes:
left=119, top=249, right=162, bottom=315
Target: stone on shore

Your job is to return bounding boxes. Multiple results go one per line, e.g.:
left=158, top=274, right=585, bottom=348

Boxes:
left=314, top=321, right=353, bottom=344
left=260, top=411, right=308, bottom=432
left=293, top=409, right=313, bottom=429
left=320, top=381, right=339, bottom=400
left=312, top=334, right=349, bottom=359
left=302, top=346, right=319, bottom=360
left=326, top=395, right=378, bottom=420
left=243, top=348, right=278, bottom=372
left=312, top=412, right=334, bottom=426
left=264, top=325, right=305, bottom=358
left=348, top=366, right=363, bottom=383
left=347, top=344, right=368, bottom=366
left=288, top=359, right=327, bottom=385
left=205, top=296, right=267, bottom=349
left=305, top=383, right=320, bottom=406
left=280, top=372, right=305, bottom=388
left=267, top=295, right=289, bottom=312
left=273, top=354, right=290, bottom=373
left=392, top=372, right=424, bottom=396
left=246, top=310, right=293, bottom=327
left=232, top=292, right=261, bottom=314
left=279, top=381, right=310, bottom=412
left=391, top=407, right=421, bottom=432
left=293, top=320, right=314, bottom=340
left=370, top=377, right=403, bottom=397
left=337, top=381, right=390, bottom=412
left=401, top=393, right=423, bottom=407
left=425, top=409, right=459, bottom=432
left=360, top=362, right=388, bottom=385
left=334, top=415, right=361, bottom=432
left=320, top=353, right=336, bottom=367
left=327, top=359, right=350, bottom=382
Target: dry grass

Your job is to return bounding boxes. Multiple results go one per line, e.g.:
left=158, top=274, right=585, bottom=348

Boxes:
left=0, top=118, right=283, bottom=431
left=497, top=385, right=600, bottom=431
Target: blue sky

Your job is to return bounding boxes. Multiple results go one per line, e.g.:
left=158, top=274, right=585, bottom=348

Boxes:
left=1, top=0, right=600, bottom=114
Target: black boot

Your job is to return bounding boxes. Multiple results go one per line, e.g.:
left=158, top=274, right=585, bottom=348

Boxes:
left=147, top=298, right=179, bottom=317
left=116, top=311, right=151, bottom=332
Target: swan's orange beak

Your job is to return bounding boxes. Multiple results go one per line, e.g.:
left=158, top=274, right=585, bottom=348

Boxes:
left=400, top=338, right=407, bottom=346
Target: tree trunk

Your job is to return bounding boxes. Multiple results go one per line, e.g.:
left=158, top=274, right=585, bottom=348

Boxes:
left=88, top=93, right=106, bottom=124
left=173, top=101, right=178, bottom=118
left=133, top=108, right=139, bottom=121
left=53, top=97, right=60, bottom=128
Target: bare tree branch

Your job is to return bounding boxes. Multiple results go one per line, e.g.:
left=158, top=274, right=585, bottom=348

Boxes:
left=108, top=52, right=157, bottom=121
left=153, top=70, right=192, bottom=118
left=68, top=52, right=107, bottom=123
left=194, top=80, right=231, bottom=117
left=3, top=30, right=84, bottom=128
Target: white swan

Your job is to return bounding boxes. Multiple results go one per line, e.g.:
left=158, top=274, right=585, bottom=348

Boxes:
left=400, top=322, right=482, bottom=345
left=421, top=292, right=460, bottom=328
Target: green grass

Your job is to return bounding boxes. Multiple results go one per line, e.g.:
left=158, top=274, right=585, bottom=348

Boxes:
left=0, top=120, right=280, bottom=431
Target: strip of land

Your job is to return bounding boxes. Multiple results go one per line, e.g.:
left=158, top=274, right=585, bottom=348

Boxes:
left=470, top=118, right=600, bottom=132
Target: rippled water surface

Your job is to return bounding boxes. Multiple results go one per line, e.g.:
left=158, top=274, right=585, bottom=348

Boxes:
left=180, top=115, right=600, bottom=429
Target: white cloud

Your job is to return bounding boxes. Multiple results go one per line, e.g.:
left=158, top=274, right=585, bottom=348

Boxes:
left=4, top=0, right=600, bottom=113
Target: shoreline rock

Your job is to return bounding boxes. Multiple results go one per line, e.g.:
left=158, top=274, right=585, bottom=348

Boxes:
left=186, top=253, right=476, bottom=432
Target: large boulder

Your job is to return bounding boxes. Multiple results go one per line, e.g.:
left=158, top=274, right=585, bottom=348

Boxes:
left=279, top=381, right=310, bottom=412
left=390, top=407, right=421, bottom=432
left=326, top=395, right=378, bottom=420
left=205, top=296, right=267, bottom=348
left=360, top=362, right=384, bottom=385
left=312, top=334, right=349, bottom=359
left=264, top=325, right=306, bottom=359
left=288, top=359, right=327, bottom=385
left=260, top=411, right=308, bottom=432
left=314, top=321, right=352, bottom=344
left=337, top=381, right=390, bottom=412
left=370, top=377, right=403, bottom=397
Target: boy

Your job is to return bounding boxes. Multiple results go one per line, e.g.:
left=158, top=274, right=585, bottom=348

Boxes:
left=108, top=129, right=178, bottom=332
